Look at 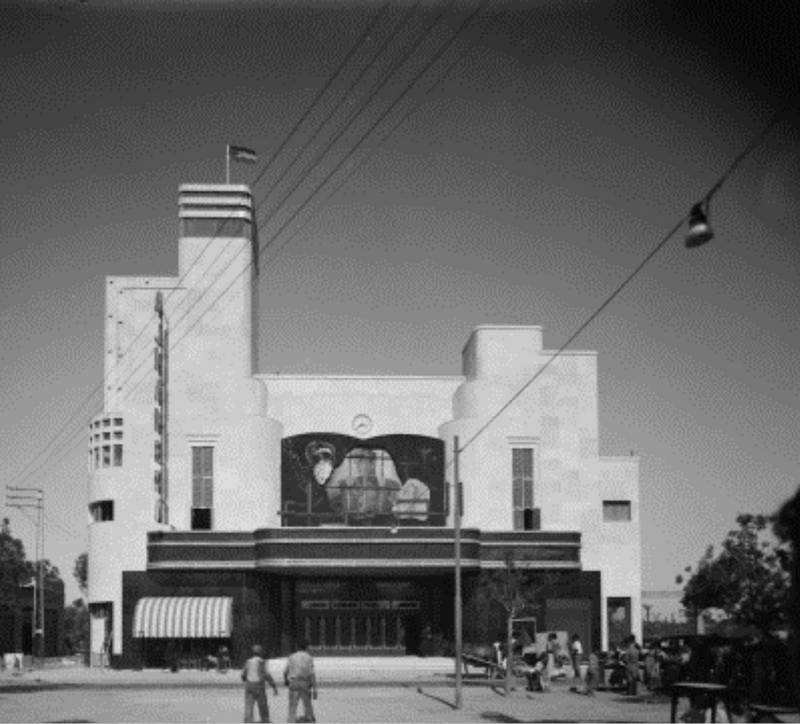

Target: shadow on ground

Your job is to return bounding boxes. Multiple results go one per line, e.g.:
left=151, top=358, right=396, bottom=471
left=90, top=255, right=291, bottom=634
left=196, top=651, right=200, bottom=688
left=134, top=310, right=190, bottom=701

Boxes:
left=610, top=694, right=669, bottom=705
left=408, top=684, right=458, bottom=710
left=479, top=712, right=523, bottom=723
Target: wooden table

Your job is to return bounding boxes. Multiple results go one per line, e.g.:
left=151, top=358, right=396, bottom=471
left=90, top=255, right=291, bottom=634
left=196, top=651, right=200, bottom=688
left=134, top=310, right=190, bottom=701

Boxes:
left=670, top=682, right=731, bottom=722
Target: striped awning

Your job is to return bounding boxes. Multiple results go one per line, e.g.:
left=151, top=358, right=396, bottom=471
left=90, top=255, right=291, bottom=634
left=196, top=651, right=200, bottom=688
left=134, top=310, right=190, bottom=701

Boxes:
left=132, top=597, right=233, bottom=638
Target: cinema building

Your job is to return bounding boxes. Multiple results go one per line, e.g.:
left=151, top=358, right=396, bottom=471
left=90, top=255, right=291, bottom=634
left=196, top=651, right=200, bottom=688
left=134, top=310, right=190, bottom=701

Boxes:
left=87, top=184, right=641, bottom=668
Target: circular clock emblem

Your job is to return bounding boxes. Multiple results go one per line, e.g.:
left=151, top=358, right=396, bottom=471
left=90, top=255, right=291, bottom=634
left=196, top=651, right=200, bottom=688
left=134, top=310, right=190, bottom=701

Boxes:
left=351, top=414, right=373, bottom=436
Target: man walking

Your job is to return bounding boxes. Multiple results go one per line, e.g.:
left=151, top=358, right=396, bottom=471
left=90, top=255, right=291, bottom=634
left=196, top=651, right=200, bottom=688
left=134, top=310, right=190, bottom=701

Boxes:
left=241, top=644, right=278, bottom=723
left=284, top=639, right=317, bottom=723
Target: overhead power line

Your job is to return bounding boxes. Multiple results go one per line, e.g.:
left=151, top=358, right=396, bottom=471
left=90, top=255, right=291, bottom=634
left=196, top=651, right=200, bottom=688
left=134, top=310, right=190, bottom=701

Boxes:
left=258, top=3, right=498, bottom=275
left=116, top=1, right=438, bottom=404
left=257, top=1, right=422, bottom=223
left=453, top=95, right=798, bottom=462
left=113, top=1, right=423, bottom=398
left=14, top=3, right=788, bottom=545
left=4, top=1, right=486, bottom=542
left=105, top=1, right=400, bottom=407
left=150, top=0, right=488, bottom=382
left=123, top=0, right=481, bottom=401
left=6, top=3, right=391, bottom=492
left=121, top=1, right=396, bottom=344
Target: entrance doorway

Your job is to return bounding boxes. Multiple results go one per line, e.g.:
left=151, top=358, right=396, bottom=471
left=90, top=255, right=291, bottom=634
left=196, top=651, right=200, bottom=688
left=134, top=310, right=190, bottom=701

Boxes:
left=299, top=599, right=420, bottom=654
left=546, top=597, right=592, bottom=652
left=294, top=579, right=432, bottom=655
left=606, top=597, right=631, bottom=649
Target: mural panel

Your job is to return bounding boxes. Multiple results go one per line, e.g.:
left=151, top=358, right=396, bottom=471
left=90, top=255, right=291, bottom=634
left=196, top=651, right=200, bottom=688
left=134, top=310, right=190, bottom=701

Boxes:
left=281, top=434, right=445, bottom=526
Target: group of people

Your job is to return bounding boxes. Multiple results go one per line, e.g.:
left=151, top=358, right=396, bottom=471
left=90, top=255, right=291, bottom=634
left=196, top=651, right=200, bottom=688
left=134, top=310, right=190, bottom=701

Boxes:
left=241, top=639, right=317, bottom=723
left=517, top=632, right=596, bottom=693
left=601, top=635, right=643, bottom=695
left=199, top=645, right=231, bottom=672
left=517, top=632, right=645, bottom=698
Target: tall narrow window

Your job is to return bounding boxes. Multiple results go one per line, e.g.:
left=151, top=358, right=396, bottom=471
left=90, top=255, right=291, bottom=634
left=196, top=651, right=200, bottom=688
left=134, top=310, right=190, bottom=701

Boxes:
left=191, top=446, right=214, bottom=530
left=512, top=448, right=535, bottom=530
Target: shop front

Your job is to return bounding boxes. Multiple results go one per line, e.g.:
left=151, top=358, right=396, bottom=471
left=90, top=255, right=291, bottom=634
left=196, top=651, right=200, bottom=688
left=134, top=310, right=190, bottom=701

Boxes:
left=115, top=526, right=593, bottom=668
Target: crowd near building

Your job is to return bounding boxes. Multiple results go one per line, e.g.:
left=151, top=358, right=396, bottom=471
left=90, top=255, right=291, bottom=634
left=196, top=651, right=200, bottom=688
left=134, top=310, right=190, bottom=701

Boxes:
left=87, top=184, right=641, bottom=668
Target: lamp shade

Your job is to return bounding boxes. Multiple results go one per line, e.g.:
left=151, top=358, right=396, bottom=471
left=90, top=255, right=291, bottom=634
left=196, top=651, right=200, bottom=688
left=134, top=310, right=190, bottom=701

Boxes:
left=685, top=202, right=714, bottom=248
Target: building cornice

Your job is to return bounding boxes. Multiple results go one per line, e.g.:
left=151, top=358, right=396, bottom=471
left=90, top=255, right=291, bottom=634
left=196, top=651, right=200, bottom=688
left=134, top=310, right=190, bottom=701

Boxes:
left=146, top=527, right=582, bottom=571
left=255, top=374, right=464, bottom=382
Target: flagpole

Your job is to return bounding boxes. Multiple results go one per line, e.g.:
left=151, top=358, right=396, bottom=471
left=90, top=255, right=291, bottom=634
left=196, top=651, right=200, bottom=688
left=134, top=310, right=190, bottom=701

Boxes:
left=225, top=144, right=230, bottom=185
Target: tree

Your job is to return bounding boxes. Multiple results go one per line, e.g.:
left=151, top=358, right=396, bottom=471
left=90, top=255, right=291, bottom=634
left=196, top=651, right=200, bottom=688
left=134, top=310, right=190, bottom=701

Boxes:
left=73, top=552, right=88, bottom=599
left=40, top=559, right=62, bottom=586
left=677, top=513, right=791, bottom=635
left=63, top=598, right=89, bottom=653
left=0, top=518, right=34, bottom=610
left=474, top=555, right=556, bottom=695
left=774, top=487, right=800, bottom=707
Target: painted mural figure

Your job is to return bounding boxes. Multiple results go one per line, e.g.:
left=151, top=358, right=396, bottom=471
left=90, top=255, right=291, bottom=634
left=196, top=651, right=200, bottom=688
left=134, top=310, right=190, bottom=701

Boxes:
left=392, top=477, right=430, bottom=522
left=281, top=434, right=444, bottom=526
left=282, top=441, right=336, bottom=523
left=306, top=441, right=335, bottom=487
left=326, top=447, right=401, bottom=518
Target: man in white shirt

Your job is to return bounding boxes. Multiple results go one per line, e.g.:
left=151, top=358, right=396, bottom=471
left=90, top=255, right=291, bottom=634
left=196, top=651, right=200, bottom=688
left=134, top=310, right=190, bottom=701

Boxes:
left=284, top=639, right=317, bottom=723
left=570, top=633, right=584, bottom=679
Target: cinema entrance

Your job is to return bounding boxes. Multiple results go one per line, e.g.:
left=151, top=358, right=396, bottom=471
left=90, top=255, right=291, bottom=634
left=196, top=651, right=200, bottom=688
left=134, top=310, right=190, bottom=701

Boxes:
left=291, top=578, right=444, bottom=655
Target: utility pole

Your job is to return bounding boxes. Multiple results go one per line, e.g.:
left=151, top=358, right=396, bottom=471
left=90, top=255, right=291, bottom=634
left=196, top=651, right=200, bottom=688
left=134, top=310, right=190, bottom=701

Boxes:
left=642, top=603, right=652, bottom=640
left=453, top=436, right=463, bottom=710
left=5, top=486, right=44, bottom=666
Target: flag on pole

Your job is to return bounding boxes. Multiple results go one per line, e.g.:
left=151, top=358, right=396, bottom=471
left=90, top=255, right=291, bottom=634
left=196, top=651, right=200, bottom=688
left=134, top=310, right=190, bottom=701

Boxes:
left=228, top=145, right=257, bottom=164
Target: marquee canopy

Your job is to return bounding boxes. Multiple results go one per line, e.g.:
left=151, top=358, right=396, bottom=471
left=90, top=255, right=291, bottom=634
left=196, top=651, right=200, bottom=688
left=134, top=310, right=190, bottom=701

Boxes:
left=132, top=596, right=232, bottom=638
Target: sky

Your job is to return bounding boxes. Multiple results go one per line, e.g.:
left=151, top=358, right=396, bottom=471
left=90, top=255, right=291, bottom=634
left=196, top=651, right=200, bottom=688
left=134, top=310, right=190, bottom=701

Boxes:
left=1, top=0, right=799, bottom=606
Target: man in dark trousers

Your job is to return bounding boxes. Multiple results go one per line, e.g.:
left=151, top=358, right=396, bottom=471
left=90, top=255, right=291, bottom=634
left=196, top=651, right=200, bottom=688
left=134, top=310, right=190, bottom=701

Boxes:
left=241, top=644, right=278, bottom=723
left=284, top=639, right=317, bottom=723
left=622, top=635, right=640, bottom=696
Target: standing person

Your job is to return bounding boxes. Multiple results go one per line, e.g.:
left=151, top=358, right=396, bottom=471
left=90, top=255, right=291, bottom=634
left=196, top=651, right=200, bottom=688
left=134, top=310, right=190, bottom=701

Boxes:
left=546, top=632, right=560, bottom=678
left=537, top=646, right=551, bottom=691
left=622, top=635, right=640, bottom=696
left=284, top=639, right=317, bottom=723
left=492, top=639, right=504, bottom=674
left=570, top=633, right=583, bottom=679
left=539, top=632, right=558, bottom=691
left=218, top=644, right=231, bottom=673
left=584, top=650, right=601, bottom=695
left=576, top=649, right=600, bottom=695
left=643, top=641, right=663, bottom=691
left=241, top=644, right=278, bottom=723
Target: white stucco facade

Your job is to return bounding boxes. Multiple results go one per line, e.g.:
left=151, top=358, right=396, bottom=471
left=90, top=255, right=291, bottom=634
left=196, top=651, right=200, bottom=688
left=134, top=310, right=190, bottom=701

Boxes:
left=87, top=184, right=641, bottom=663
